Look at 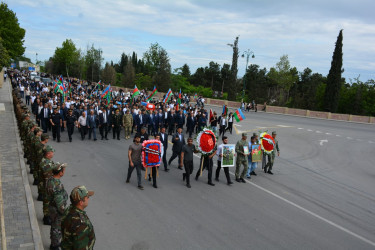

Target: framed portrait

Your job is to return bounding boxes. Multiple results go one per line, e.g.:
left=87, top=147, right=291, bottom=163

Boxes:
left=222, top=144, right=236, bottom=167
left=243, top=145, right=249, bottom=155
left=251, top=144, right=262, bottom=162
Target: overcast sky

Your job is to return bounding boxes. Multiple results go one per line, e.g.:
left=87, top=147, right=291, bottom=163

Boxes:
left=6, top=0, right=375, bottom=81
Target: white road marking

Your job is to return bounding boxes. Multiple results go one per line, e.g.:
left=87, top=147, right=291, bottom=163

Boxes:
left=257, top=126, right=267, bottom=129
left=347, top=137, right=353, bottom=140
left=277, top=125, right=293, bottom=128
left=356, top=139, right=363, bottom=142
left=325, top=133, right=332, bottom=135
left=298, top=128, right=304, bottom=130
left=319, top=139, right=328, bottom=146
left=336, top=135, right=341, bottom=137
left=316, top=131, right=322, bottom=133
left=234, top=124, right=242, bottom=127
left=191, top=153, right=375, bottom=247
left=307, top=129, right=313, bottom=132
left=369, top=141, right=374, bottom=144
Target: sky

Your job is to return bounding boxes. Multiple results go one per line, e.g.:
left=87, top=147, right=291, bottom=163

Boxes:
left=5, top=0, right=375, bottom=82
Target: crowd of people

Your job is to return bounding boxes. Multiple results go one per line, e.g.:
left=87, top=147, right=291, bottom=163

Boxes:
left=8, top=68, right=280, bottom=249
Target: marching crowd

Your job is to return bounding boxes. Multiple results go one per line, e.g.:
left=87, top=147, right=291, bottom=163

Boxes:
left=8, top=69, right=280, bottom=249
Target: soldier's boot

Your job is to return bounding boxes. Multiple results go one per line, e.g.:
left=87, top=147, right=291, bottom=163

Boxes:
left=33, top=178, right=39, bottom=186
left=43, top=215, right=51, bottom=225
left=37, top=193, right=43, bottom=201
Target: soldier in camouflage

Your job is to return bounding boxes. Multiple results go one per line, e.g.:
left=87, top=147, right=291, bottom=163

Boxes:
left=46, top=162, right=69, bottom=250
left=61, top=186, right=95, bottom=250
left=122, top=109, right=133, bottom=139
left=34, top=133, right=49, bottom=186
left=40, top=145, right=56, bottom=225
left=29, top=127, right=42, bottom=174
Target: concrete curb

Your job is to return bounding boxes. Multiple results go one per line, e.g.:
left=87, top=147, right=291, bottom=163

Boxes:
left=6, top=78, right=44, bottom=250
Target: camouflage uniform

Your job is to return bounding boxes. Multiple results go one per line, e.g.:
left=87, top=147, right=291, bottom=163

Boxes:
left=46, top=163, right=68, bottom=249
left=265, top=133, right=279, bottom=173
left=235, top=135, right=249, bottom=180
left=122, top=113, right=133, bottom=139
left=40, top=145, right=56, bottom=222
left=61, top=186, right=95, bottom=250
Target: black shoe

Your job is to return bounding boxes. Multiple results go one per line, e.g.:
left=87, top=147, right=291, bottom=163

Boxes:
left=113, top=137, right=115, bottom=140
left=53, top=138, right=55, bottom=141
left=105, top=137, right=109, bottom=140
left=251, top=171, right=257, bottom=176
left=138, top=185, right=144, bottom=190
left=264, top=168, right=267, bottom=173
left=43, top=215, right=51, bottom=225
left=33, top=179, right=38, bottom=185
left=168, top=161, right=171, bottom=166
left=235, top=178, right=241, bottom=183
left=69, top=138, right=72, bottom=142
left=183, top=173, right=186, bottom=181
left=94, top=138, right=97, bottom=141
left=164, top=168, right=170, bottom=172
left=227, top=181, right=233, bottom=185
left=195, top=176, right=199, bottom=181
left=148, top=175, right=151, bottom=181
left=246, top=176, right=251, bottom=179
left=50, top=244, right=60, bottom=250
left=37, top=194, right=43, bottom=201
left=117, top=138, right=120, bottom=140
left=186, top=183, right=191, bottom=188
left=101, top=137, right=104, bottom=140
left=208, top=182, right=215, bottom=186
left=178, top=166, right=183, bottom=170
left=267, top=170, right=273, bottom=175
left=30, top=169, right=33, bottom=174
left=57, top=139, right=60, bottom=142
left=125, top=179, right=129, bottom=183
left=214, top=178, right=219, bottom=182
left=153, top=184, right=158, bottom=188
left=240, top=178, right=246, bottom=183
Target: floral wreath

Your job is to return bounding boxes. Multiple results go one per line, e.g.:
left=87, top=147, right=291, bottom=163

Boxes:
left=142, top=140, right=162, bottom=167
left=260, top=132, right=275, bottom=155
left=196, top=127, right=217, bottom=155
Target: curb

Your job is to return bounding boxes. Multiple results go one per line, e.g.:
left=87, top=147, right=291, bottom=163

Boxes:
left=6, top=78, right=44, bottom=250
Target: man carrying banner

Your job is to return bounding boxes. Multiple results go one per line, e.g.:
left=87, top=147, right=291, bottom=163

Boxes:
left=264, top=131, right=280, bottom=175
left=215, top=136, right=233, bottom=185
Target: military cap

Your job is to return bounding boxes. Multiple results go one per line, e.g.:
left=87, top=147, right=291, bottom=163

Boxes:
left=41, top=133, right=49, bottom=141
left=141, top=126, right=147, bottom=130
left=22, top=113, right=30, bottom=118
left=70, top=186, right=94, bottom=202
left=44, top=145, right=55, bottom=153
left=34, top=127, right=42, bottom=133
left=242, top=133, right=247, bottom=137
left=53, top=162, right=67, bottom=172
left=272, top=131, right=277, bottom=135
left=22, top=105, right=29, bottom=110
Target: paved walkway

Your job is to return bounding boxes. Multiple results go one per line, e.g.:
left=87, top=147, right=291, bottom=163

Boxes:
left=0, top=77, right=42, bottom=249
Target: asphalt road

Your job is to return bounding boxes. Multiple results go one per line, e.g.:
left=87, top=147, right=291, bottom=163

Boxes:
left=28, top=106, right=375, bottom=250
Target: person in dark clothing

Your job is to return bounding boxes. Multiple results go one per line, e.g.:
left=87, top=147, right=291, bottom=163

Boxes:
left=180, top=137, right=199, bottom=188
left=50, top=107, right=62, bottom=142
left=65, top=109, right=77, bottom=142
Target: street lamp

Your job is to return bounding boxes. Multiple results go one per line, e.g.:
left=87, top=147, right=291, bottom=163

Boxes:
left=241, top=49, right=255, bottom=102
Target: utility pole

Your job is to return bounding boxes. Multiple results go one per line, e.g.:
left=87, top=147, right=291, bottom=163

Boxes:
left=241, top=49, right=254, bottom=102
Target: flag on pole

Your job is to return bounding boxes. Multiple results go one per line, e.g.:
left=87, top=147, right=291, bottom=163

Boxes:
left=178, top=89, right=182, bottom=104
left=163, top=89, right=172, bottom=103
left=131, top=85, right=140, bottom=98
left=101, top=85, right=111, bottom=99
left=233, top=109, right=246, bottom=122
left=209, top=109, right=214, bottom=123
left=94, top=80, right=102, bottom=90
left=146, top=86, right=158, bottom=102
left=222, top=105, right=228, bottom=116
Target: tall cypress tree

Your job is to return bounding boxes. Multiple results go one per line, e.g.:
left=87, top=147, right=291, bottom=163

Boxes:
left=324, top=30, right=343, bottom=112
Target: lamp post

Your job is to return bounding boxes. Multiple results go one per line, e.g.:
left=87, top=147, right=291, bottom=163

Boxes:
left=241, top=49, right=254, bottom=102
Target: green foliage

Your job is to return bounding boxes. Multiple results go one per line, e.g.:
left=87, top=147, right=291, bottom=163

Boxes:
left=85, top=44, right=103, bottom=82
left=101, top=63, right=116, bottom=85
left=324, top=30, right=344, bottom=112
left=0, top=38, right=10, bottom=67
left=134, top=73, right=152, bottom=90
left=0, top=2, right=25, bottom=58
left=53, top=39, right=82, bottom=77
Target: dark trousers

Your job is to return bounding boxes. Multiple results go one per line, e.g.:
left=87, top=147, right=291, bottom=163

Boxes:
left=99, top=123, right=108, bottom=139
left=52, top=125, right=61, bottom=141
left=88, top=127, right=97, bottom=140
left=187, top=127, right=194, bottom=138
left=168, top=124, right=175, bottom=135
left=80, top=125, right=88, bottom=139
left=184, top=160, right=194, bottom=184
left=219, top=125, right=226, bottom=137
left=26, top=95, right=30, bottom=105
left=148, top=125, right=153, bottom=136
left=168, top=151, right=181, bottom=166
left=113, top=126, right=120, bottom=139
left=41, top=118, right=48, bottom=133
left=162, top=147, right=168, bottom=170
left=148, top=167, right=157, bottom=185
left=226, top=122, right=233, bottom=134
left=196, top=158, right=213, bottom=183
left=126, top=162, right=142, bottom=186
left=215, top=160, right=231, bottom=183
left=67, top=124, right=74, bottom=140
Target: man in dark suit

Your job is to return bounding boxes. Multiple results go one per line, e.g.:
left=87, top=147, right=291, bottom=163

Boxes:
left=158, top=127, right=169, bottom=172
left=39, top=103, right=50, bottom=133
left=98, top=106, right=109, bottom=140
left=186, top=112, right=196, bottom=138
left=168, top=127, right=185, bottom=170
left=168, top=110, right=176, bottom=135
left=87, top=110, right=98, bottom=140
left=176, top=110, right=185, bottom=129
left=135, top=110, right=147, bottom=133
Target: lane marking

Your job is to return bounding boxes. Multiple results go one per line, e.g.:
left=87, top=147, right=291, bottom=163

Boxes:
left=0, top=161, right=7, bottom=250
left=307, top=129, right=313, bottom=132
left=277, top=125, right=293, bottom=128
left=356, top=139, right=363, bottom=142
left=336, top=135, right=341, bottom=137
left=298, top=128, right=304, bottom=130
left=319, top=139, right=328, bottom=146
left=325, top=133, right=332, bottom=135
left=347, top=137, right=353, bottom=140
left=234, top=124, right=242, bottom=127
left=316, top=131, right=322, bottom=133
left=369, top=141, right=374, bottom=144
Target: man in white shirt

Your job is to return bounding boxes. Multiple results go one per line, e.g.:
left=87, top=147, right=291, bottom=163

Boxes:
left=215, top=136, right=234, bottom=185
left=78, top=112, right=88, bottom=140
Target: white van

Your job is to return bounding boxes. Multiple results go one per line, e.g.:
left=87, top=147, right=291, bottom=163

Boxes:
left=30, top=72, right=38, bottom=80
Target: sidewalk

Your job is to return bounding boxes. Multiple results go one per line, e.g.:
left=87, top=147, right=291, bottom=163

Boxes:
left=0, top=77, right=43, bottom=249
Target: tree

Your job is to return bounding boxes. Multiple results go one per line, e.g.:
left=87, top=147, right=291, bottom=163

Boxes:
left=102, top=63, right=116, bottom=85
left=0, top=3, right=25, bottom=58
left=0, top=38, right=10, bottom=67
left=324, top=30, right=344, bottom=112
left=123, top=62, right=135, bottom=88
left=143, top=43, right=171, bottom=91
left=52, top=39, right=82, bottom=77
left=227, top=36, right=239, bottom=100
left=205, top=61, right=221, bottom=90
left=85, top=44, right=103, bottom=82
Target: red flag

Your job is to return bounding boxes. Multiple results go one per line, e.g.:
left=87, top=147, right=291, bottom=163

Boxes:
left=209, top=109, right=214, bottom=123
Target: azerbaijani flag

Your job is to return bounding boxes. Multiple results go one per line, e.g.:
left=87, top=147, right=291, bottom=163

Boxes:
left=209, top=109, right=214, bottom=122
left=94, top=80, right=102, bottom=90
left=146, top=86, right=157, bottom=102
left=131, top=85, right=140, bottom=98
left=177, top=88, right=182, bottom=104
left=163, top=89, right=172, bottom=103
left=101, top=85, right=111, bottom=99
left=222, top=105, right=228, bottom=116
left=233, top=109, right=246, bottom=122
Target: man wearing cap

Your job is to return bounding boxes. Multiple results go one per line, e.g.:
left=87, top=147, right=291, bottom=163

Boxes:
left=126, top=134, right=144, bottom=190
left=235, top=133, right=249, bottom=183
left=61, top=186, right=95, bottom=249
left=122, top=109, right=133, bottom=139
left=40, top=145, right=56, bottom=225
left=50, top=106, right=63, bottom=142
left=264, top=131, right=280, bottom=175
left=46, top=162, right=68, bottom=250
left=65, top=108, right=77, bottom=142
left=34, top=133, right=49, bottom=187
left=112, top=109, right=122, bottom=140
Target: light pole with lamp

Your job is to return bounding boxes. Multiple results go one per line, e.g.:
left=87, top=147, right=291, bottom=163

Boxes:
left=241, top=49, right=254, bottom=103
